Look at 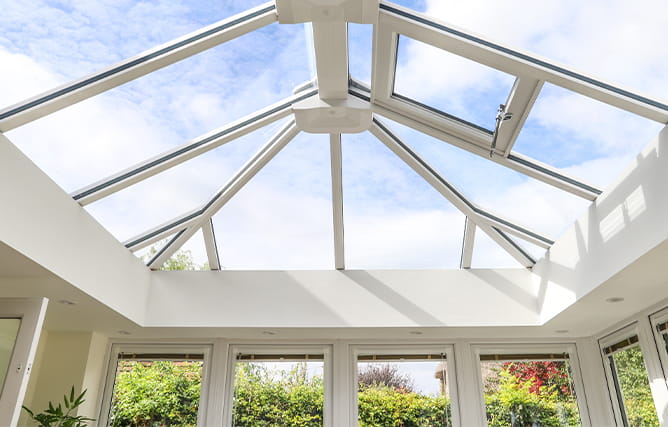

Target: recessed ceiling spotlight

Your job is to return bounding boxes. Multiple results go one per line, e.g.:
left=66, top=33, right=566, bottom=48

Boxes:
left=58, top=299, right=76, bottom=305
left=606, top=297, right=625, bottom=303
left=409, top=331, right=423, bottom=335
left=555, top=329, right=569, bottom=334
left=262, top=331, right=276, bottom=336
left=117, top=330, right=131, bottom=335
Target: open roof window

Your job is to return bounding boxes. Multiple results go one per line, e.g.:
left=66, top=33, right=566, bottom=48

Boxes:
left=394, top=36, right=516, bottom=131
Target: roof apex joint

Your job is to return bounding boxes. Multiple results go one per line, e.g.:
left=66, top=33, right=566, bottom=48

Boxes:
left=276, top=0, right=378, bottom=24
left=293, top=95, right=372, bottom=133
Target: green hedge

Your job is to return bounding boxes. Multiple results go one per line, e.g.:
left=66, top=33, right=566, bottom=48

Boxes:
left=109, top=358, right=660, bottom=427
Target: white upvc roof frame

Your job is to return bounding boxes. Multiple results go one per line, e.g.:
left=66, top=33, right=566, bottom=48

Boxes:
left=3, top=0, right=665, bottom=271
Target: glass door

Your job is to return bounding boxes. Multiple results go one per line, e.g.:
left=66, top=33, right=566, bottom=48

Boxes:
left=0, top=298, right=48, bottom=427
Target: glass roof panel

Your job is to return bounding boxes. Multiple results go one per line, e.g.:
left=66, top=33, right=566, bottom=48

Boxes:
left=415, top=0, right=668, bottom=99
left=394, top=36, right=516, bottom=131
left=511, top=83, right=663, bottom=189
left=348, top=23, right=373, bottom=85
left=0, top=0, right=272, bottom=83
left=4, top=22, right=311, bottom=192
left=211, top=132, right=334, bottom=270
left=385, top=0, right=428, bottom=12
left=470, top=230, right=524, bottom=269
left=379, top=118, right=590, bottom=243
left=342, top=132, right=464, bottom=269
left=84, top=118, right=290, bottom=243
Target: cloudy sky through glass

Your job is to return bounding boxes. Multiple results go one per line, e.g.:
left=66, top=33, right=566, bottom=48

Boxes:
left=1, top=0, right=666, bottom=269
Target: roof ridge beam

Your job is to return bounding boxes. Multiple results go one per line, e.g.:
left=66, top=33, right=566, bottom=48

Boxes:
left=379, top=1, right=668, bottom=123
left=71, top=89, right=316, bottom=205
left=0, top=2, right=277, bottom=131
left=146, top=120, right=300, bottom=269
left=370, top=117, right=553, bottom=249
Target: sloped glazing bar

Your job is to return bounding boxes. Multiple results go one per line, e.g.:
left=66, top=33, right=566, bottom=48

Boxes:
left=202, top=219, right=221, bottom=271
left=147, top=120, right=300, bottom=268
left=72, top=90, right=316, bottom=205
left=378, top=2, right=668, bottom=123
left=460, top=217, right=476, bottom=269
left=479, top=224, right=535, bottom=268
left=124, top=208, right=203, bottom=251
left=370, top=118, right=553, bottom=249
left=0, top=2, right=277, bottom=131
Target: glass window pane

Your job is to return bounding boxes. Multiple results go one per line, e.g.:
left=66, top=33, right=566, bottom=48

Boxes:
left=608, top=344, right=660, bottom=427
left=0, top=318, right=21, bottom=394
left=108, top=355, right=204, bottom=427
left=232, top=357, right=325, bottom=426
left=357, top=355, right=453, bottom=426
left=394, top=36, right=515, bottom=131
left=480, top=356, right=581, bottom=426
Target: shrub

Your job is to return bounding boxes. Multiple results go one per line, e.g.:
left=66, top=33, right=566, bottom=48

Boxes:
left=109, top=360, right=202, bottom=427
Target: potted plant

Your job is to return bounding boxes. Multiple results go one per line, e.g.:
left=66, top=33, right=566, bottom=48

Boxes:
left=22, top=386, right=95, bottom=427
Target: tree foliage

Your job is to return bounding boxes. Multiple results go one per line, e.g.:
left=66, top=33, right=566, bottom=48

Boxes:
left=233, top=363, right=324, bottom=427
left=485, top=369, right=580, bottom=427
left=358, top=363, right=415, bottom=392
left=612, top=347, right=660, bottom=427
left=141, top=247, right=208, bottom=271
left=109, top=361, right=202, bottom=427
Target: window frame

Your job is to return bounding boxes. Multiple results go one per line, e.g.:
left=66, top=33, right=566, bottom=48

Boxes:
left=0, top=298, right=47, bottom=427
left=472, top=342, right=591, bottom=427
left=650, top=307, right=668, bottom=381
left=223, top=344, right=333, bottom=427
left=351, top=344, right=460, bottom=427
left=97, top=343, right=213, bottom=427
left=598, top=322, right=661, bottom=427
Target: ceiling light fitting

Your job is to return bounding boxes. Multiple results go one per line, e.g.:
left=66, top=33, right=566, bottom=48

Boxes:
left=605, top=297, right=625, bottom=303
left=490, top=104, right=513, bottom=158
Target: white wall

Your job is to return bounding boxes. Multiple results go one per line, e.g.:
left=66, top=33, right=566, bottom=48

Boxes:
left=535, top=125, right=668, bottom=322
left=146, top=269, right=541, bottom=327
left=0, top=135, right=151, bottom=325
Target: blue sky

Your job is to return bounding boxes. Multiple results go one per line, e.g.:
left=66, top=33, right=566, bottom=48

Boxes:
left=1, top=0, right=666, bottom=269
